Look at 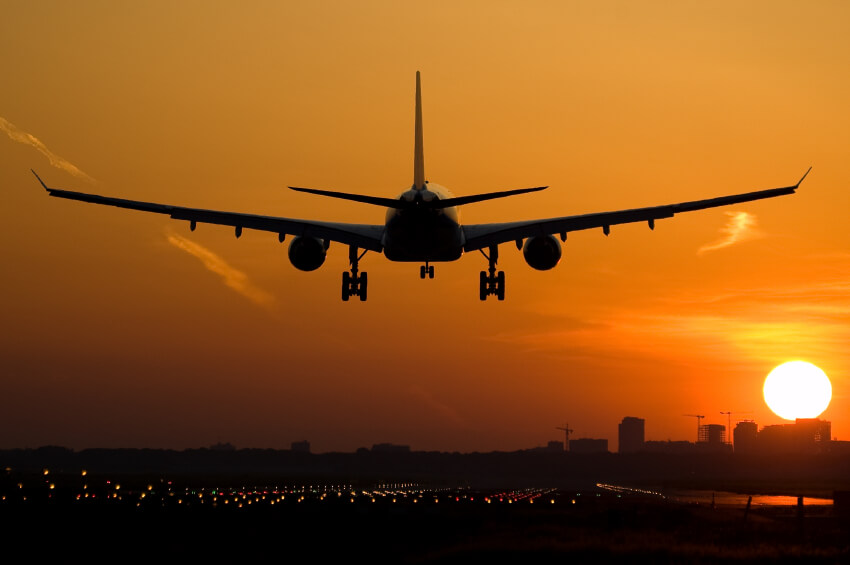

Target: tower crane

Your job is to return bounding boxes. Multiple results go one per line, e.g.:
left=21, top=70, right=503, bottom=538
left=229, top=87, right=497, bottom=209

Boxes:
left=555, top=423, right=574, bottom=452
left=683, top=414, right=705, bottom=442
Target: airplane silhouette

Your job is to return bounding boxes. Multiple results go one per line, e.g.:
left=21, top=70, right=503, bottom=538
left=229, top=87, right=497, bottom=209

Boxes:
left=33, top=72, right=808, bottom=301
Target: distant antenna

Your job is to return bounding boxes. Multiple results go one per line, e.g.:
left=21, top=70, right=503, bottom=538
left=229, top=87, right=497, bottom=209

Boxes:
left=683, top=414, right=705, bottom=442
left=555, top=423, right=574, bottom=452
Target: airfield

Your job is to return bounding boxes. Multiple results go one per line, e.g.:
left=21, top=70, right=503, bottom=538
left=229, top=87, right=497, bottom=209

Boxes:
left=4, top=466, right=848, bottom=563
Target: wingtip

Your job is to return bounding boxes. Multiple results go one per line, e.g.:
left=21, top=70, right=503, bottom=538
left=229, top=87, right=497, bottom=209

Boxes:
left=31, top=169, right=49, bottom=190
left=796, top=166, right=812, bottom=187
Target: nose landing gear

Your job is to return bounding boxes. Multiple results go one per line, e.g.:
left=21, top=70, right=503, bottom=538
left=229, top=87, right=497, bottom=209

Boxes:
left=419, top=262, right=435, bottom=279
left=479, top=245, right=505, bottom=301
left=342, top=246, right=368, bottom=301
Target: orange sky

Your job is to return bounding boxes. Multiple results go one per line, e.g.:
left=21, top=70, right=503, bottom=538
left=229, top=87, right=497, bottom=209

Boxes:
left=2, top=1, right=849, bottom=452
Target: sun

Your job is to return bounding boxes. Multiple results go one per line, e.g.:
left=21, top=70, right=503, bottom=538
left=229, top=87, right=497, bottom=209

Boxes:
left=763, top=361, right=832, bottom=421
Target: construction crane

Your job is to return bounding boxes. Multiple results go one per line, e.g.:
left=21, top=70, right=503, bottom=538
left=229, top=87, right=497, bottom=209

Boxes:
left=719, top=411, right=752, bottom=445
left=555, top=423, right=574, bottom=452
left=683, top=414, right=705, bottom=442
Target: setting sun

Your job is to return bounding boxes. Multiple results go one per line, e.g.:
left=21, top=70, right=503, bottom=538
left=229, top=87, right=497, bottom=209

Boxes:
left=763, top=361, right=832, bottom=421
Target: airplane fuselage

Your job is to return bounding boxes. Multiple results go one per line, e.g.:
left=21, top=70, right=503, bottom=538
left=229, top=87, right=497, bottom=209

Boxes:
left=382, top=183, right=464, bottom=261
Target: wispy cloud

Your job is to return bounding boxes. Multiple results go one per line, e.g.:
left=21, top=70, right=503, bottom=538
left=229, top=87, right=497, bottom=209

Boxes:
left=698, top=211, right=762, bottom=255
left=0, top=116, right=96, bottom=183
left=407, top=385, right=468, bottom=428
left=166, top=231, right=276, bottom=310
left=488, top=253, right=850, bottom=372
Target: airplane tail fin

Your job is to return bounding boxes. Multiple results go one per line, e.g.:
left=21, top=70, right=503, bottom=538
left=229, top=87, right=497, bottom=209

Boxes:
left=413, top=71, right=425, bottom=190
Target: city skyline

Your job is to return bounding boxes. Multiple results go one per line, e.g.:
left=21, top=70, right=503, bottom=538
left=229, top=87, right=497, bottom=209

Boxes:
left=2, top=2, right=848, bottom=452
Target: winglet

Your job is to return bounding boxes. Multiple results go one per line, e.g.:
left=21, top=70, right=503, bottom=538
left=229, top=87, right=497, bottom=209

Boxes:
left=795, top=166, right=812, bottom=188
left=31, top=169, right=50, bottom=191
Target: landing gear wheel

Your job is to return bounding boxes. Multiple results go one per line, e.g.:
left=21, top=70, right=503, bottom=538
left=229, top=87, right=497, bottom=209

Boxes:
left=420, top=265, right=426, bottom=279
left=358, top=272, right=368, bottom=302
left=342, top=272, right=351, bottom=301
left=428, top=265, right=435, bottom=279
left=342, top=246, right=369, bottom=302
left=478, top=245, right=506, bottom=301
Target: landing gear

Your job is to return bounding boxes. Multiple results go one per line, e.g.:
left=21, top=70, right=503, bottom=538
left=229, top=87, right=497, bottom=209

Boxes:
left=342, top=246, right=368, bottom=301
left=479, top=245, right=505, bottom=301
left=419, top=262, right=435, bottom=279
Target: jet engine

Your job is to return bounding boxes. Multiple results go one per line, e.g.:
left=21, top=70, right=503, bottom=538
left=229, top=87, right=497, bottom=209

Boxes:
left=288, top=236, right=327, bottom=271
left=522, top=234, right=562, bottom=270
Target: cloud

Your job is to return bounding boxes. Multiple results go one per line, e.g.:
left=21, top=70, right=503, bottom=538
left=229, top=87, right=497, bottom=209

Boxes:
left=698, top=211, right=762, bottom=255
left=0, top=116, right=96, bottom=183
left=486, top=252, right=850, bottom=373
left=165, top=231, right=277, bottom=310
left=406, top=385, right=467, bottom=428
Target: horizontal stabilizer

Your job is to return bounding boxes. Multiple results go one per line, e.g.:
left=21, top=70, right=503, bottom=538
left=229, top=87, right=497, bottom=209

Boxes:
left=289, top=184, right=547, bottom=210
left=431, top=186, right=547, bottom=209
left=288, top=186, right=408, bottom=209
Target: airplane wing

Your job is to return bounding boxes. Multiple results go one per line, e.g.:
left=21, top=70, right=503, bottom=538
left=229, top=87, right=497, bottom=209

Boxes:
left=462, top=168, right=810, bottom=252
left=32, top=171, right=385, bottom=252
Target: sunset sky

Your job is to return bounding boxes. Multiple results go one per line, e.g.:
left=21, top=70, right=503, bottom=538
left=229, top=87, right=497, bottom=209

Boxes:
left=2, top=1, right=848, bottom=452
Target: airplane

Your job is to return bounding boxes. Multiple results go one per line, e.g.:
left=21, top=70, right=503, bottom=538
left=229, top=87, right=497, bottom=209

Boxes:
left=33, top=72, right=809, bottom=302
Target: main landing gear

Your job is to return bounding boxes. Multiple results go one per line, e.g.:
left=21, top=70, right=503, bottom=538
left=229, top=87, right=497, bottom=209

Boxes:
left=419, top=262, right=435, bottom=279
left=342, top=245, right=368, bottom=301
left=479, top=245, right=505, bottom=301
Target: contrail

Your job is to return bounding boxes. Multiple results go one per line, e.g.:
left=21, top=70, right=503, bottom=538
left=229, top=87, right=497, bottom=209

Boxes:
left=0, top=116, right=96, bottom=183
left=166, top=231, right=277, bottom=310
left=698, top=211, right=761, bottom=255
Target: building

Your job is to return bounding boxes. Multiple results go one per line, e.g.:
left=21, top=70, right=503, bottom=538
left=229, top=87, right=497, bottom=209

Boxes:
left=371, top=443, right=411, bottom=453
left=618, top=417, right=645, bottom=453
left=569, top=438, right=608, bottom=453
left=757, top=418, right=831, bottom=454
left=643, top=440, right=696, bottom=454
left=698, top=424, right=726, bottom=445
left=527, top=441, right=565, bottom=454
left=696, top=424, right=731, bottom=453
left=733, top=420, right=758, bottom=454
left=546, top=440, right=565, bottom=453
left=209, top=442, right=236, bottom=451
left=291, top=440, right=311, bottom=453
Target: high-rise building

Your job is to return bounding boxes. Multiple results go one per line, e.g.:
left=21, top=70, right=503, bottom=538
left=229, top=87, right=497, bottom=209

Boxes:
left=618, top=417, right=645, bottom=453
left=698, top=424, right=726, bottom=445
left=733, top=420, right=758, bottom=454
